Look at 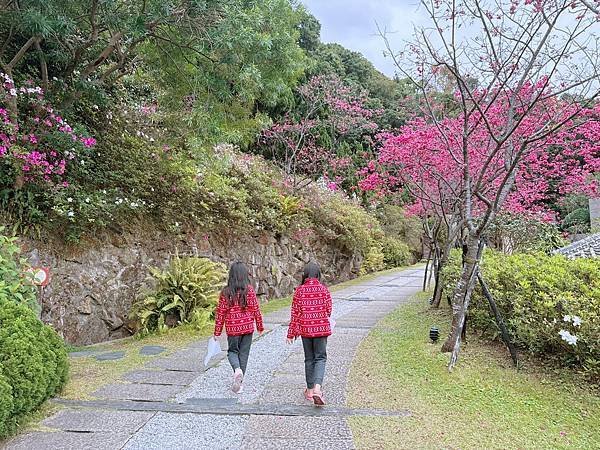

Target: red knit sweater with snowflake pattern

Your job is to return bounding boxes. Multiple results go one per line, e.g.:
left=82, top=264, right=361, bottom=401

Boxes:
left=214, top=285, right=264, bottom=336
left=287, top=278, right=332, bottom=339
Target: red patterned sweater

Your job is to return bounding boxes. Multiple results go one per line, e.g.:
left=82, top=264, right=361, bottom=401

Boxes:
left=214, top=285, right=264, bottom=337
left=287, top=278, right=332, bottom=339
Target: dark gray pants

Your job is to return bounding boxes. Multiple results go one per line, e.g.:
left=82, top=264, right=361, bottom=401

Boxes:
left=227, top=333, right=253, bottom=374
left=302, top=336, right=328, bottom=389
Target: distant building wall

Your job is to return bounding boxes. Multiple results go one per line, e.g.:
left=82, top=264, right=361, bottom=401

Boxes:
left=591, top=198, right=600, bottom=233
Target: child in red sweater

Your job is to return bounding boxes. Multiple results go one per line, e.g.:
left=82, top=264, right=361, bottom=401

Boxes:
left=287, top=261, right=332, bottom=406
left=214, top=262, right=264, bottom=393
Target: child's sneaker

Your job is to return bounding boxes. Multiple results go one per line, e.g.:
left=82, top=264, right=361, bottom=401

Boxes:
left=236, top=384, right=244, bottom=395
left=232, top=369, right=243, bottom=393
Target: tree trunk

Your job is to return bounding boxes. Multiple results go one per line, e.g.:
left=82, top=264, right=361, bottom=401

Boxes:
left=441, top=234, right=483, bottom=355
left=478, top=273, right=519, bottom=367
left=431, top=239, right=453, bottom=308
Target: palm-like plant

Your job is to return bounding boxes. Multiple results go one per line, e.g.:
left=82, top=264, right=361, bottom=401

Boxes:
left=132, top=255, right=226, bottom=335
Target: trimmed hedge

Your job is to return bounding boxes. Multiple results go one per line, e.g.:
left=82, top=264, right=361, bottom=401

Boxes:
left=0, top=300, right=68, bottom=438
left=441, top=250, right=600, bottom=383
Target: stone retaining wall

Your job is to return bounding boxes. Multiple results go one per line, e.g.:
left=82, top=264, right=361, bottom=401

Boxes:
left=23, top=231, right=361, bottom=345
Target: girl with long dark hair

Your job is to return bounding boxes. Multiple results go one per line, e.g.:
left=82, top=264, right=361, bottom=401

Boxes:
left=287, top=261, right=332, bottom=406
left=214, top=261, right=264, bottom=393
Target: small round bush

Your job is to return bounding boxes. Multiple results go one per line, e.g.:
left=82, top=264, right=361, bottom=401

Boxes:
left=0, top=300, right=68, bottom=439
left=381, top=236, right=411, bottom=268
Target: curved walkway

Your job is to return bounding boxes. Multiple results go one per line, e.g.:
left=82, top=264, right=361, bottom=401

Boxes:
left=5, top=267, right=424, bottom=450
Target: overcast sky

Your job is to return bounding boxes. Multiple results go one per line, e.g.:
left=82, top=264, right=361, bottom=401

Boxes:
left=301, top=0, right=430, bottom=77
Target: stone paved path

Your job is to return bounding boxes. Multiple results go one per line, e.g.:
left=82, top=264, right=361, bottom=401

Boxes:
left=3, top=267, right=424, bottom=450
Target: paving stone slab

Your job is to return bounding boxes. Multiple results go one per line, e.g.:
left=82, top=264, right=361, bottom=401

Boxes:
left=95, top=351, right=125, bottom=361
left=241, top=437, right=355, bottom=450
left=3, top=431, right=132, bottom=450
left=54, top=398, right=410, bottom=418
left=41, top=409, right=154, bottom=433
left=139, top=345, right=167, bottom=356
left=245, top=415, right=353, bottom=439
left=92, top=383, right=183, bottom=401
left=123, top=413, right=247, bottom=450
left=122, top=370, right=198, bottom=386
left=145, top=356, right=204, bottom=372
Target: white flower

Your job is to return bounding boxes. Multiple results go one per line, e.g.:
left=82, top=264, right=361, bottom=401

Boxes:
left=572, top=316, right=582, bottom=327
left=174, top=222, right=180, bottom=227
left=85, top=197, right=90, bottom=203
left=559, top=329, right=578, bottom=346
left=130, top=202, right=138, bottom=208
left=9, top=88, right=17, bottom=96
left=67, top=211, right=75, bottom=218
left=67, top=197, right=73, bottom=203
left=563, top=315, right=572, bottom=323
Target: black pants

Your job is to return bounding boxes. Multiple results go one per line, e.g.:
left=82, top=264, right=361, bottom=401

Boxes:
left=227, top=333, right=253, bottom=374
left=302, top=336, right=328, bottom=389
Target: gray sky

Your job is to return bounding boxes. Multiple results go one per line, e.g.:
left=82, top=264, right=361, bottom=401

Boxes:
left=301, top=0, right=429, bottom=77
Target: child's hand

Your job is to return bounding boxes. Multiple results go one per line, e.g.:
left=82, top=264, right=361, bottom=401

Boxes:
left=286, top=338, right=295, bottom=345
left=258, top=330, right=264, bottom=337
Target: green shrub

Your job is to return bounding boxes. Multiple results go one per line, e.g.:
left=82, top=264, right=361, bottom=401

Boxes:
left=360, top=245, right=385, bottom=275
left=485, top=213, right=567, bottom=253
left=131, top=256, right=227, bottom=335
left=381, top=236, right=411, bottom=268
left=0, top=300, right=68, bottom=438
left=441, top=250, right=600, bottom=383
left=0, top=375, right=13, bottom=438
left=377, top=205, right=422, bottom=257
left=310, top=194, right=383, bottom=254
left=0, top=228, right=38, bottom=313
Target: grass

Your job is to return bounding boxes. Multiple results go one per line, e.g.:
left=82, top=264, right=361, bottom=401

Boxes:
left=63, top=323, right=212, bottom=400
left=260, top=295, right=292, bottom=315
left=347, top=292, right=600, bottom=450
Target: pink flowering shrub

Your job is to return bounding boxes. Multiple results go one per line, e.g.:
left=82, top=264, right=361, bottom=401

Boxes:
left=0, top=73, right=96, bottom=187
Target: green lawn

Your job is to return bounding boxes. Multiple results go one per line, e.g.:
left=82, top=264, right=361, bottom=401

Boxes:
left=347, top=292, right=600, bottom=450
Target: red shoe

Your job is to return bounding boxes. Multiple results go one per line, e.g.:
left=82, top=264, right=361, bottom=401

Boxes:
left=304, top=389, right=313, bottom=402
left=312, top=391, right=325, bottom=406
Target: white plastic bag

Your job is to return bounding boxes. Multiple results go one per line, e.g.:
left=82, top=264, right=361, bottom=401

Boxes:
left=204, top=337, right=222, bottom=366
left=329, top=317, right=336, bottom=332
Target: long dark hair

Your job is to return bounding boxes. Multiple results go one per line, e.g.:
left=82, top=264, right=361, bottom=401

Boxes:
left=302, top=261, right=322, bottom=284
left=223, top=261, right=250, bottom=308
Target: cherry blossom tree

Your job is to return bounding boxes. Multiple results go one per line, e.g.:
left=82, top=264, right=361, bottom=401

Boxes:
left=259, top=74, right=378, bottom=189
left=377, top=0, right=600, bottom=369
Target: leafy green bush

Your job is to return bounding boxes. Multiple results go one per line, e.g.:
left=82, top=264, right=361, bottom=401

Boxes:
left=377, top=205, right=422, bottom=257
left=485, top=213, right=567, bottom=253
left=310, top=193, right=383, bottom=254
left=131, top=256, right=226, bottom=335
left=441, top=250, right=600, bottom=383
left=381, top=236, right=411, bottom=268
left=360, top=245, right=385, bottom=275
left=0, top=228, right=38, bottom=313
left=0, top=300, right=68, bottom=438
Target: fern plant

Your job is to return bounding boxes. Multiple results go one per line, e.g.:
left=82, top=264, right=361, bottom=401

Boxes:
left=131, top=255, right=226, bottom=335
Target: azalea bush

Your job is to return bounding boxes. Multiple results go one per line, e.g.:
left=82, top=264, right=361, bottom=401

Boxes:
left=441, top=250, right=600, bottom=382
